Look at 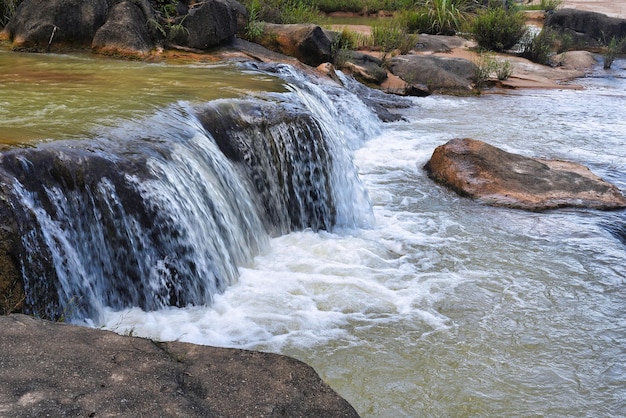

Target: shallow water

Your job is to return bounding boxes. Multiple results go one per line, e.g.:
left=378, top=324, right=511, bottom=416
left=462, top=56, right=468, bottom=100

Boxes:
left=3, top=49, right=625, bottom=417
left=0, top=50, right=284, bottom=143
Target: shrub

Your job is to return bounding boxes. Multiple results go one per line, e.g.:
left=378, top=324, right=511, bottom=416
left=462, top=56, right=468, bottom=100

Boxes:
left=520, top=27, right=570, bottom=65
left=0, top=0, right=23, bottom=27
left=402, top=0, right=474, bottom=35
left=539, top=0, right=562, bottom=12
left=239, top=0, right=321, bottom=25
left=469, top=5, right=527, bottom=52
left=372, top=19, right=418, bottom=60
left=603, top=36, right=626, bottom=69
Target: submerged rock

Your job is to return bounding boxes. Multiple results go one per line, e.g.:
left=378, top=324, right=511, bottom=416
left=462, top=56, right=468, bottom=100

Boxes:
left=0, top=314, right=360, bottom=417
left=424, top=138, right=626, bottom=211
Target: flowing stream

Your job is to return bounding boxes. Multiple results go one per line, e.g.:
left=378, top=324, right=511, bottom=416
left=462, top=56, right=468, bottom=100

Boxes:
left=1, top=50, right=625, bottom=417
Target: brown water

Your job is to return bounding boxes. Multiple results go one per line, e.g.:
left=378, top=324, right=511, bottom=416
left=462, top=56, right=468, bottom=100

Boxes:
left=0, top=49, right=285, bottom=144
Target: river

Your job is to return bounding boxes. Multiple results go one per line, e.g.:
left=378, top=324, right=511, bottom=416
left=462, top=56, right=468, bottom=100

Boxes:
left=2, top=50, right=625, bottom=417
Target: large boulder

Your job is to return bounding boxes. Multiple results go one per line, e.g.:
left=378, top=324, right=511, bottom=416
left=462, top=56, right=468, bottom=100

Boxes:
left=337, top=51, right=387, bottom=85
left=387, top=55, right=477, bottom=96
left=172, top=0, right=245, bottom=50
left=0, top=314, right=360, bottom=417
left=546, top=8, right=626, bottom=50
left=424, top=138, right=626, bottom=211
left=92, top=0, right=154, bottom=57
left=256, top=23, right=333, bottom=67
left=1, top=0, right=108, bottom=51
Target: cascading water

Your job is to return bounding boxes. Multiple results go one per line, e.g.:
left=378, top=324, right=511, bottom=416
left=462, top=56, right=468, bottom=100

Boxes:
left=0, top=65, right=380, bottom=322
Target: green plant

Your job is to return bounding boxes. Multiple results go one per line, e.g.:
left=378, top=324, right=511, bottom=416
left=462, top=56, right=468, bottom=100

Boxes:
left=469, top=4, right=527, bottom=51
left=473, top=51, right=497, bottom=88
left=372, top=19, right=417, bottom=61
left=603, top=35, right=626, bottom=69
left=539, top=0, right=562, bottom=12
left=403, top=0, right=473, bottom=35
left=495, top=58, right=512, bottom=80
left=0, top=0, right=22, bottom=27
left=520, top=27, right=568, bottom=64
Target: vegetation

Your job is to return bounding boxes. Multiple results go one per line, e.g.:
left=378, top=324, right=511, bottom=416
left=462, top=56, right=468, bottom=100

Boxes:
left=520, top=27, right=571, bottom=65
left=469, top=3, right=527, bottom=52
left=473, top=51, right=512, bottom=88
left=401, top=0, right=474, bottom=35
left=603, top=35, right=626, bottom=69
left=0, top=0, right=22, bottom=27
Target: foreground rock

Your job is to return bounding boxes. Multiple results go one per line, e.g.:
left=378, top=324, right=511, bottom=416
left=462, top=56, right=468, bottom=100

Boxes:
left=424, top=138, right=626, bottom=211
left=0, top=314, right=360, bottom=417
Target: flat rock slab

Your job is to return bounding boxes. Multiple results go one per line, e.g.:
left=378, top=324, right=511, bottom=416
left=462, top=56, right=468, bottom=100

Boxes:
left=424, top=138, right=626, bottom=211
left=0, top=314, right=360, bottom=418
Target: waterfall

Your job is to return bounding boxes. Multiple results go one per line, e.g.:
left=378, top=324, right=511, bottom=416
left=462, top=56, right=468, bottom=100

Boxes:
left=0, top=65, right=381, bottom=322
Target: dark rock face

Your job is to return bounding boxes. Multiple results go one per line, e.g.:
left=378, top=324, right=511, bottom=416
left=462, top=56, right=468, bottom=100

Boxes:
left=92, top=0, right=154, bottom=57
left=388, top=55, right=477, bottom=96
left=546, top=8, right=626, bottom=50
left=2, top=0, right=108, bottom=51
left=424, top=138, right=626, bottom=211
left=257, top=23, right=333, bottom=67
left=174, top=0, right=243, bottom=49
left=1, top=0, right=246, bottom=53
left=0, top=314, right=361, bottom=418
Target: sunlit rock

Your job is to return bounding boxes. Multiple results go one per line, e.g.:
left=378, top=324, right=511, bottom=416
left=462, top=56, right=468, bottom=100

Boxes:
left=424, top=138, right=626, bottom=211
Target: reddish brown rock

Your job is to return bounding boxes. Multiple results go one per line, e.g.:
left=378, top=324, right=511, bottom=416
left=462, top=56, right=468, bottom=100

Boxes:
left=0, top=314, right=360, bottom=417
left=424, top=138, right=626, bottom=211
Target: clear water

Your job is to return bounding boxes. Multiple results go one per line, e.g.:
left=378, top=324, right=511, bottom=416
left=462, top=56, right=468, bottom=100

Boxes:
left=3, top=49, right=625, bottom=417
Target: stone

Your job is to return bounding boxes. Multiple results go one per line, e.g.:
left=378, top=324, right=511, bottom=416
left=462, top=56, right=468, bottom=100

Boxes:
left=256, top=23, right=333, bottom=67
left=424, top=138, right=626, bottom=211
left=1, top=0, right=108, bottom=51
left=546, top=9, right=626, bottom=50
left=92, top=0, right=154, bottom=57
left=548, top=50, right=598, bottom=70
left=173, top=0, right=245, bottom=50
left=0, top=314, right=361, bottom=417
left=337, top=51, right=387, bottom=85
left=388, top=55, right=477, bottom=96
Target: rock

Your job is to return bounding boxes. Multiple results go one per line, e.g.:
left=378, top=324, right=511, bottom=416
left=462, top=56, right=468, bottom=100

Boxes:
left=546, top=9, right=626, bottom=50
left=424, top=138, right=626, bottom=211
left=337, top=51, right=387, bottom=85
left=0, top=314, right=361, bottom=417
left=548, top=50, right=598, bottom=70
left=388, top=55, right=477, bottom=96
left=412, top=34, right=469, bottom=53
left=92, top=0, right=154, bottom=57
left=0, top=190, right=22, bottom=316
left=173, top=0, right=245, bottom=50
left=1, top=0, right=108, bottom=51
left=256, top=23, right=333, bottom=67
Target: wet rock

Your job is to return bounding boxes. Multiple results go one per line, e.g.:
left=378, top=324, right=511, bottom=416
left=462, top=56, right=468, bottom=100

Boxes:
left=0, top=314, right=360, bottom=418
left=546, top=9, right=626, bottom=50
left=388, top=55, right=477, bottom=96
left=256, top=23, right=333, bottom=67
left=0, top=189, right=22, bottom=316
left=424, top=138, right=626, bottom=211
left=1, top=0, right=108, bottom=51
left=92, top=0, right=154, bottom=57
